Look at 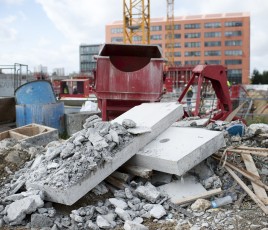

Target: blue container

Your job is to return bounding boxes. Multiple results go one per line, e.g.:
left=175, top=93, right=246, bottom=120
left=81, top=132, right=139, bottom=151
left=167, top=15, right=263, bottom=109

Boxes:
left=226, top=124, right=245, bottom=136
left=16, top=102, right=65, bottom=133
left=15, top=80, right=56, bottom=105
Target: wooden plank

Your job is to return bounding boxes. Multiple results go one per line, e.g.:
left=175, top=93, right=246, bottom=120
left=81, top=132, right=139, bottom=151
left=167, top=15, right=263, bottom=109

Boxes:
left=105, top=176, right=126, bottom=190
left=121, top=164, right=153, bottom=179
left=225, top=166, right=268, bottom=215
left=236, top=146, right=268, bottom=152
left=173, top=188, right=222, bottom=205
left=225, top=101, right=247, bottom=122
left=213, top=156, right=268, bottom=191
left=242, top=154, right=268, bottom=205
left=226, top=149, right=268, bottom=157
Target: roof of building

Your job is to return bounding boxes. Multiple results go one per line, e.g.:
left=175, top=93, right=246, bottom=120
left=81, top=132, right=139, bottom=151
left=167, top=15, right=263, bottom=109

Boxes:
left=107, top=12, right=250, bottom=25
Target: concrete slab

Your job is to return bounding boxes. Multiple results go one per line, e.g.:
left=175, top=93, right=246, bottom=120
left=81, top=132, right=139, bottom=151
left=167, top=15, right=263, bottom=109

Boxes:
left=173, top=118, right=209, bottom=127
left=129, top=127, right=225, bottom=176
left=27, top=102, right=183, bottom=205
left=0, top=123, right=58, bottom=146
left=65, top=111, right=101, bottom=136
left=158, top=175, right=207, bottom=203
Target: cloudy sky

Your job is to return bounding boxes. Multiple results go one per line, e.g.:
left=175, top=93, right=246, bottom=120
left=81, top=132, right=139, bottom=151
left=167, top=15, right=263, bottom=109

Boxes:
left=0, top=0, right=267, bottom=75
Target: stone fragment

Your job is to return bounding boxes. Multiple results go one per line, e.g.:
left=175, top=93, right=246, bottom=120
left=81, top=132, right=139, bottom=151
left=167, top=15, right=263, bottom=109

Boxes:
left=122, top=119, right=137, bottom=129
left=109, top=129, right=120, bottom=144
left=5, top=195, right=44, bottom=225
left=125, top=188, right=133, bottom=199
left=149, top=204, right=166, bottom=219
left=109, top=198, right=128, bottom=210
left=247, top=123, right=268, bottom=136
left=31, top=214, right=53, bottom=228
left=115, top=207, right=132, bottom=221
left=96, top=215, right=111, bottom=229
left=87, top=220, right=99, bottom=230
left=135, top=182, right=161, bottom=203
left=191, top=199, right=211, bottom=212
left=124, top=220, right=149, bottom=230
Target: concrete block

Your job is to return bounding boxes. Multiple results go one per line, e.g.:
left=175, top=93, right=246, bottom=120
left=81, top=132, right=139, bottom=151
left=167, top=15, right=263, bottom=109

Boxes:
left=0, top=123, right=58, bottom=146
left=27, top=102, right=183, bottom=205
left=158, top=175, right=207, bottom=203
left=130, top=127, right=225, bottom=176
left=65, top=111, right=101, bottom=136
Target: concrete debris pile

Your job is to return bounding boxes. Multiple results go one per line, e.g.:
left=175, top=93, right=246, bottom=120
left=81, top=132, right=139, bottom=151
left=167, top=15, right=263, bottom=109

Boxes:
left=0, top=113, right=267, bottom=229
left=26, top=115, right=134, bottom=190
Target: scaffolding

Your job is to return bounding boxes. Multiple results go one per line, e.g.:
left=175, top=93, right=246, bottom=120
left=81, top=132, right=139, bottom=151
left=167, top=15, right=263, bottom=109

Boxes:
left=166, top=0, right=175, bottom=66
left=123, top=0, right=150, bottom=44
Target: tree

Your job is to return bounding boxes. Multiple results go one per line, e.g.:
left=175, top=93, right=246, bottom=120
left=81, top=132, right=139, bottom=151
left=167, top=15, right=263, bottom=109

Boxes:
left=251, top=69, right=268, bottom=84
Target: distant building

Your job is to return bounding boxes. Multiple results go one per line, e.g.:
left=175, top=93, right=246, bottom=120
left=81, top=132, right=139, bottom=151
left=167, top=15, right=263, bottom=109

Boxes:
left=53, top=68, right=65, bottom=77
left=79, top=44, right=102, bottom=73
left=106, top=12, right=250, bottom=84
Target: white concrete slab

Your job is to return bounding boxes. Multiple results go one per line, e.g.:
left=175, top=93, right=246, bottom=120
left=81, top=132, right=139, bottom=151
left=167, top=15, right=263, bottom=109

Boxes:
left=158, top=175, right=207, bottom=203
left=129, top=127, right=225, bottom=176
left=27, top=102, right=184, bottom=205
left=173, top=118, right=209, bottom=127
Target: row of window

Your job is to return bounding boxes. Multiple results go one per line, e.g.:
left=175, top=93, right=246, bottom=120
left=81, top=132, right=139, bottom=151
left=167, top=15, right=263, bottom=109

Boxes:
left=80, top=46, right=100, bottom=54
left=80, top=63, right=96, bottom=72
left=169, top=59, right=243, bottom=67
left=165, top=50, right=243, bottom=57
left=80, top=54, right=95, bottom=62
left=111, top=21, right=243, bottom=33
left=111, top=31, right=242, bottom=42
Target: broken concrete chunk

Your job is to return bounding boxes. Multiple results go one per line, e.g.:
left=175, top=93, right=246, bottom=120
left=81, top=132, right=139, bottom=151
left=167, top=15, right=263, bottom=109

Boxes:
left=87, top=220, right=99, bottom=230
left=115, top=207, right=132, bottom=221
left=5, top=195, right=44, bottom=225
left=135, top=182, right=161, bottom=203
left=109, top=129, right=120, bottom=144
left=31, top=214, right=53, bottom=228
left=122, top=119, right=137, bottom=129
left=247, top=123, right=268, bottom=136
left=191, top=199, right=211, bottom=212
left=109, top=198, right=128, bottom=210
left=124, top=220, right=149, bottom=230
left=96, top=215, right=111, bottom=229
left=149, top=204, right=166, bottom=219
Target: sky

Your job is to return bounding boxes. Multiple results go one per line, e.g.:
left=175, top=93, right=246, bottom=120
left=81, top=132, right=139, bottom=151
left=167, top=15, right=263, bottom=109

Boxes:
left=0, top=0, right=268, bottom=75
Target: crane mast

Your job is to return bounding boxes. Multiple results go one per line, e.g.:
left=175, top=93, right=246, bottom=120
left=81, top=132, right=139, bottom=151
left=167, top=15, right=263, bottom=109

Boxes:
left=123, top=0, right=150, bottom=44
left=166, top=0, right=175, bottom=66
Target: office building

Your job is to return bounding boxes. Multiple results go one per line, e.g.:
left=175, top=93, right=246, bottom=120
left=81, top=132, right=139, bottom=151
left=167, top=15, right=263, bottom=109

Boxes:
left=80, top=44, right=102, bottom=73
left=106, top=12, right=250, bottom=84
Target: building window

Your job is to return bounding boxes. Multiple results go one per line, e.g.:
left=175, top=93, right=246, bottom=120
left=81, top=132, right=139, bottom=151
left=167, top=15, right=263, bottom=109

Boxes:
left=184, top=33, right=201, bottom=38
left=80, top=46, right=100, bottom=54
left=165, top=33, right=181, bottom=39
left=185, top=42, right=201, bottom=48
left=185, top=51, right=201, bottom=57
left=225, top=21, right=243, bottom=27
left=80, top=54, right=95, bottom=62
left=166, top=24, right=181, bottom=30
left=111, top=28, right=123, bottom=34
left=204, top=22, right=221, bottom=28
left=151, top=25, right=162, bottom=31
left=184, top=23, right=201, bottom=29
left=133, top=36, right=142, bottom=41
left=228, top=69, right=242, bottom=84
left=225, top=40, right=242, bottom=46
left=225, top=31, right=242, bottom=37
left=205, top=50, right=221, bottom=56
left=111, top=37, right=123, bottom=43
left=174, top=51, right=181, bottom=57
left=204, top=32, right=221, bottom=38
left=225, top=50, right=243, bottom=56
left=205, top=60, right=221, bottom=64
left=174, top=61, right=182, bottom=65
left=166, top=43, right=181, bottom=48
left=185, top=60, right=200, bottom=65
left=204, top=41, right=221, bottom=47
left=150, top=34, right=162, bottom=40
left=225, top=59, right=242, bottom=65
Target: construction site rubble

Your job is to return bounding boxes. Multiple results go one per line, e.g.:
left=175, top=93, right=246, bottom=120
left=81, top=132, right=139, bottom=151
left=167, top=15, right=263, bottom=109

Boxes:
left=0, top=115, right=267, bottom=229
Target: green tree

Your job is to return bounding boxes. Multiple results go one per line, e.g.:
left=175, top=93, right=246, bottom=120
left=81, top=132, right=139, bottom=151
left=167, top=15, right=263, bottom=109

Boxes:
left=251, top=69, right=268, bottom=84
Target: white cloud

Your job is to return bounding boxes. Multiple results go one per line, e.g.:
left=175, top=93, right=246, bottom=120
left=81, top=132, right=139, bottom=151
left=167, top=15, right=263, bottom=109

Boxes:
left=0, top=15, right=18, bottom=42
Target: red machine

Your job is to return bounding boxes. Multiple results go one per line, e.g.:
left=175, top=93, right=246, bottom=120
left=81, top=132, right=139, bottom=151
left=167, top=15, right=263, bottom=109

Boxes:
left=94, top=44, right=165, bottom=121
left=178, top=65, right=233, bottom=121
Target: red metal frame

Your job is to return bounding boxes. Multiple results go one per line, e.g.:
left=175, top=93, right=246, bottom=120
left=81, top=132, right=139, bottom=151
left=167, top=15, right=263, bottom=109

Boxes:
left=59, top=79, right=91, bottom=98
left=178, top=65, right=233, bottom=121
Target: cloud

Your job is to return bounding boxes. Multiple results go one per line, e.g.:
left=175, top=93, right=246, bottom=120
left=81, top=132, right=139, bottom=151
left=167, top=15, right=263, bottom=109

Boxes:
left=0, top=15, right=18, bottom=42
left=0, top=0, right=24, bottom=4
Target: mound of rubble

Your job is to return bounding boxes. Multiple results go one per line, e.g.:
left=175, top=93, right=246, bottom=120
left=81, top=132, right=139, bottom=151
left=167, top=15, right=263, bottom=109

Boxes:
left=0, top=116, right=267, bottom=229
